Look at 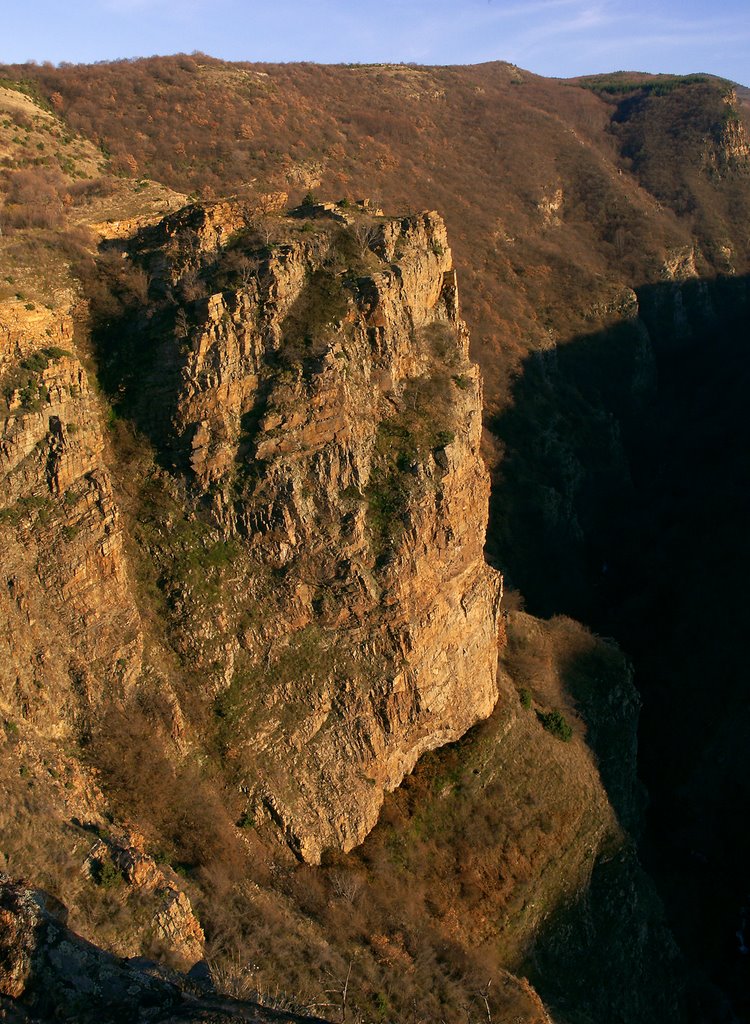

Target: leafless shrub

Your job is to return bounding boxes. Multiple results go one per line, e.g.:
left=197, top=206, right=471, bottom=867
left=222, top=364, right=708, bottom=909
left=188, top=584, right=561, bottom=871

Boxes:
left=178, top=267, right=206, bottom=302
left=9, top=110, right=33, bottom=131
left=67, top=176, right=118, bottom=201
left=237, top=255, right=259, bottom=289
left=174, top=307, right=189, bottom=341
left=56, top=223, right=97, bottom=255
left=90, top=701, right=247, bottom=884
left=318, top=960, right=354, bottom=1023
left=128, top=265, right=151, bottom=305
left=209, top=951, right=259, bottom=1000
left=255, top=218, right=275, bottom=248
left=329, top=869, right=364, bottom=905
left=353, top=221, right=378, bottom=257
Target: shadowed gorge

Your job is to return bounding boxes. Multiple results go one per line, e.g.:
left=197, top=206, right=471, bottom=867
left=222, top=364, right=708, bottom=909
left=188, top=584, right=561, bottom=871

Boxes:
left=488, top=273, right=750, bottom=1017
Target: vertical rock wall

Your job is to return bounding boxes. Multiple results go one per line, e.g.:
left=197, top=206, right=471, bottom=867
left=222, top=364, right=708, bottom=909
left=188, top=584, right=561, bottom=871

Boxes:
left=124, top=204, right=504, bottom=860
left=0, top=302, right=142, bottom=738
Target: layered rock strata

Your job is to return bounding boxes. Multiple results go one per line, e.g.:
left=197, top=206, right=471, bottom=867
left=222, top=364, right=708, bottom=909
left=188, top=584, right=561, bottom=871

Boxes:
left=124, top=203, right=503, bottom=861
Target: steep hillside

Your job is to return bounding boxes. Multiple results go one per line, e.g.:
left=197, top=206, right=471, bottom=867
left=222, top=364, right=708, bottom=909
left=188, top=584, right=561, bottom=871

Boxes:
left=490, top=271, right=750, bottom=1017
left=3, top=58, right=749, bottom=409
left=1, top=189, right=502, bottom=844
left=0, top=176, right=677, bottom=1020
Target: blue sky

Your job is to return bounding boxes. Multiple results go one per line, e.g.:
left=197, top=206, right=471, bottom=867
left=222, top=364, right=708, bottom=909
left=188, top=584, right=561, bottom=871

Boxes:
left=4, top=0, right=749, bottom=86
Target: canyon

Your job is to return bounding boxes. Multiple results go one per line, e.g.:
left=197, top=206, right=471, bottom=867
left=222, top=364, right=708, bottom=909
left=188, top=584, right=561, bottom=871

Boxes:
left=0, top=60, right=749, bottom=1022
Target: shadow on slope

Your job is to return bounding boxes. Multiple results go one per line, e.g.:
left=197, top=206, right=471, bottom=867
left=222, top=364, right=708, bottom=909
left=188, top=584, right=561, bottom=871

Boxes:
left=486, top=272, right=750, bottom=1019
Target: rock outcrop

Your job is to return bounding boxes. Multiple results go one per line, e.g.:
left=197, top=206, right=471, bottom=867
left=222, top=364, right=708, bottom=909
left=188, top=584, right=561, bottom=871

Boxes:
left=703, top=89, right=750, bottom=172
left=0, top=873, right=330, bottom=1024
left=84, top=828, right=205, bottom=967
left=117, top=202, right=503, bottom=861
left=1, top=201, right=502, bottom=864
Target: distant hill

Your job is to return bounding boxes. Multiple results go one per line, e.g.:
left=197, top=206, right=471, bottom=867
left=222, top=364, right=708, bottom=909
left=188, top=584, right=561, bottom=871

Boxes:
left=2, top=57, right=748, bottom=410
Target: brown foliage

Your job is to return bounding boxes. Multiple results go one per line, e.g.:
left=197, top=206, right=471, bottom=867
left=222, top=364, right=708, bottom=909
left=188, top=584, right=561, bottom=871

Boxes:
left=1, top=166, right=68, bottom=230
left=3, top=57, right=745, bottom=411
left=90, top=700, right=246, bottom=885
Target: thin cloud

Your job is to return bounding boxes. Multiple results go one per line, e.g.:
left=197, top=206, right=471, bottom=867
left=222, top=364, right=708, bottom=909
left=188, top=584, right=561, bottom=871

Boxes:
left=504, top=1, right=748, bottom=67
left=360, top=0, right=611, bottom=64
left=475, top=0, right=595, bottom=20
left=587, top=27, right=750, bottom=52
left=504, top=3, right=614, bottom=57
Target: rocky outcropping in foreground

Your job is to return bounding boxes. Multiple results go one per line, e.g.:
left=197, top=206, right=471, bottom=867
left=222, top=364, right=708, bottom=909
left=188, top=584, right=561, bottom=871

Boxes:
left=0, top=873, right=331, bottom=1024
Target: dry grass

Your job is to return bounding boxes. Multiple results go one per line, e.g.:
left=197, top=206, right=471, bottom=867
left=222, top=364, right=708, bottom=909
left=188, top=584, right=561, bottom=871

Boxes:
left=0, top=82, right=102, bottom=179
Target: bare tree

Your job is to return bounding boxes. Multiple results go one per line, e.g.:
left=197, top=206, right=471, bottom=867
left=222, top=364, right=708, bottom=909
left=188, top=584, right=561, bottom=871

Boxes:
left=129, top=266, right=151, bottom=305
left=178, top=267, right=206, bottom=302
left=353, top=221, right=378, bottom=258
left=329, top=868, right=364, bottom=905
left=314, top=960, right=355, bottom=1023
left=252, top=217, right=276, bottom=249
left=238, top=255, right=259, bottom=289
left=477, top=979, right=492, bottom=1024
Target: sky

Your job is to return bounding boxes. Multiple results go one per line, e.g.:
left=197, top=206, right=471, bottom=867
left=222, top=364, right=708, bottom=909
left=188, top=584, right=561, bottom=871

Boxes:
left=3, top=0, right=749, bottom=86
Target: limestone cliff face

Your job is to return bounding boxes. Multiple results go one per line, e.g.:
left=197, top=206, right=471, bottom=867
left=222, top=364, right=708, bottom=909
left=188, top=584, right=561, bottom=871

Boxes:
left=121, top=202, right=502, bottom=861
left=1, top=202, right=501, bottom=865
left=703, top=89, right=750, bottom=173
left=0, top=300, right=142, bottom=738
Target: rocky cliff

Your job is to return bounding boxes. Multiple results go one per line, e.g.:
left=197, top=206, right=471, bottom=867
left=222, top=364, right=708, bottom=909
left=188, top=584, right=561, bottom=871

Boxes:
left=2, top=58, right=726, bottom=1016
left=1, top=200, right=501, bottom=867
left=3, top=55, right=750, bottom=1020
left=118, top=200, right=502, bottom=862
